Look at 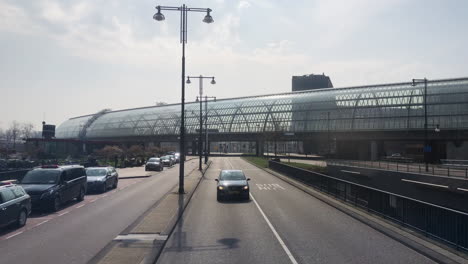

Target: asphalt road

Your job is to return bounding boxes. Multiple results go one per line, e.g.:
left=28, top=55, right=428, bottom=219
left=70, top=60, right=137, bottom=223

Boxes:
left=0, top=161, right=196, bottom=264
left=157, top=157, right=434, bottom=264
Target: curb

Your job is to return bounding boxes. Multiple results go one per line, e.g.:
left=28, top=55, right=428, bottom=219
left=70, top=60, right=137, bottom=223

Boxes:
left=242, top=158, right=468, bottom=264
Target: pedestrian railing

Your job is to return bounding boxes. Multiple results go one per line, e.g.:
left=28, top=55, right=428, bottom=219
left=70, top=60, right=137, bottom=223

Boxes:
left=269, top=160, right=468, bottom=253
left=327, top=159, right=468, bottom=179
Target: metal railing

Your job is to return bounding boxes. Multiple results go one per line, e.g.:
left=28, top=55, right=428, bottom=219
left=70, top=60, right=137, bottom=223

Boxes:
left=269, top=160, right=468, bottom=252
left=327, top=159, right=468, bottom=179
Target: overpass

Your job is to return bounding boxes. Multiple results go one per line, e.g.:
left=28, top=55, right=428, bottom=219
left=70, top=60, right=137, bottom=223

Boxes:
left=54, top=77, right=468, bottom=161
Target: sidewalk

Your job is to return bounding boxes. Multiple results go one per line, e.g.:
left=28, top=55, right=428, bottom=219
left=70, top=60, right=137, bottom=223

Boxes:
left=92, top=161, right=211, bottom=264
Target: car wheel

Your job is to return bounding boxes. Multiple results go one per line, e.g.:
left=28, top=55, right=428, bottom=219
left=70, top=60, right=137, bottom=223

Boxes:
left=101, top=183, right=107, bottom=193
left=77, top=187, right=85, bottom=201
left=51, top=196, right=61, bottom=212
left=16, top=209, right=28, bottom=227
left=113, top=180, right=118, bottom=189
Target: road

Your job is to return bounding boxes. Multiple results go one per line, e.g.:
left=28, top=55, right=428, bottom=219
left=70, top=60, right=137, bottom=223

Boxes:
left=157, top=157, right=434, bottom=264
left=0, top=160, right=197, bottom=264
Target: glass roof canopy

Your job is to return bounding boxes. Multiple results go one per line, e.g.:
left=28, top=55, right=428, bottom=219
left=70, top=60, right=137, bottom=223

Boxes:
left=56, top=77, right=468, bottom=139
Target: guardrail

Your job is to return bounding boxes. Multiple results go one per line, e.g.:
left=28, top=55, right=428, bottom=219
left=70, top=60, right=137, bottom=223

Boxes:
left=327, top=159, right=468, bottom=179
left=0, top=169, right=30, bottom=182
left=269, top=160, right=468, bottom=253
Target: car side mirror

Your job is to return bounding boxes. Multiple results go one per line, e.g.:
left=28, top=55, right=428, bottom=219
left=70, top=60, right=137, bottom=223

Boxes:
left=247, top=178, right=251, bottom=181
left=215, top=179, right=219, bottom=182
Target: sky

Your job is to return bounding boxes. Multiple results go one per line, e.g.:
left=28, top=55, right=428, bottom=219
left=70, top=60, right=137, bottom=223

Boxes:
left=1, top=0, right=468, bottom=130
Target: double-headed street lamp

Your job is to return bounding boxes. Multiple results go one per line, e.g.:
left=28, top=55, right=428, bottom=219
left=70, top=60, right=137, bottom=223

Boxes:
left=197, top=95, right=217, bottom=164
left=412, top=78, right=440, bottom=172
left=153, top=4, right=213, bottom=194
left=186, top=75, right=216, bottom=171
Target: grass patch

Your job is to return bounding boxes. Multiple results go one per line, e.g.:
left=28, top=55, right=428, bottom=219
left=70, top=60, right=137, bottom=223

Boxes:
left=282, top=161, right=328, bottom=174
left=242, top=156, right=269, bottom=168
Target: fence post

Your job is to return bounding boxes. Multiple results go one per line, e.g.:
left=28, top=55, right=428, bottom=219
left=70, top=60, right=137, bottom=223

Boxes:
left=448, top=166, right=450, bottom=177
left=419, top=164, right=421, bottom=174
left=397, top=162, right=399, bottom=171
left=407, top=163, right=409, bottom=172
left=432, top=165, right=434, bottom=175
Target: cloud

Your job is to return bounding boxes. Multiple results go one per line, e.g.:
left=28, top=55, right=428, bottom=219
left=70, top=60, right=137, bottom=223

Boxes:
left=238, top=1, right=251, bottom=10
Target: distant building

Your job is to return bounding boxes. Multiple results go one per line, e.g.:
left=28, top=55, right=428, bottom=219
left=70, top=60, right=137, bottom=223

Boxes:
left=292, top=73, right=333, bottom=92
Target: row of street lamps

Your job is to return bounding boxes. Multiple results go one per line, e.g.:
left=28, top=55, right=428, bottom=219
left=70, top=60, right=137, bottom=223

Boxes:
left=153, top=4, right=215, bottom=194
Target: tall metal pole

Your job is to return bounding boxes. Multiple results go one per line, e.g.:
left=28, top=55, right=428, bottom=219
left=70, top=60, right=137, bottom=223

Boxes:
left=198, top=76, right=203, bottom=170
left=179, top=5, right=187, bottom=194
left=205, top=96, right=209, bottom=164
left=424, top=78, right=428, bottom=172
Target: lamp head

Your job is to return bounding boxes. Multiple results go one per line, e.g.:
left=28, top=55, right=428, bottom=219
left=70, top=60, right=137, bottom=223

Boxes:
left=153, top=6, right=165, bottom=21
left=203, top=9, right=214, bottom=23
left=186, top=77, right=191, bottom=84
left=210, top=77, right=216, bottom=85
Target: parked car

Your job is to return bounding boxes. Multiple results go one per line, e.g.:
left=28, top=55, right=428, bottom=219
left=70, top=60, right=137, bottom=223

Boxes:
left=86, top=167, right=119, bottom=193
left=19, top=165, right=87, bottom=212
left=174, top=153, right=180, bottom=163
left=0, top=182, right=31, bottom=228
left=168, top=155, right=176, bottom=165
left=160, top=156, right=173, bottom=167
left=145, top=158, right=163, bottom=171
left=215, top=170, right=250, bottom=201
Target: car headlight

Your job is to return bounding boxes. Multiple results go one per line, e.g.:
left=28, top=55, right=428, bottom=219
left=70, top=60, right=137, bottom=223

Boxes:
left=243, top=186, right=249, bottom=190
left=41, top=188, right=56, bottom=198
left=218, top=186, right=224, bottom=190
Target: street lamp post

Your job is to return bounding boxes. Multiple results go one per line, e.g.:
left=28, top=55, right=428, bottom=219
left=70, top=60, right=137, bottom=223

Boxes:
left=153, top=4, right=213, bottom=194
left=187, top=76, right=216, bottom=170
left=412, top=78, right=429, bottom=172
left=195, top=95, right=216, bottom=164
left=204, top=95, right=216, bottom=164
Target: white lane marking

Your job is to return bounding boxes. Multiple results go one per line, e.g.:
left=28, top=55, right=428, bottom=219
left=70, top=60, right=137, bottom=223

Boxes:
left=250, top=193, right=299, bottom=264
left=227, top=158, right=234, bottom=169
left=401, top=179, right=449, bottom=189
left=256, top=184, right=285, bottom=191
left=35, top=219, right=49, bottom=227
left=58, top=211, right=70, bottom=216
left=341, top=170, right=361, bottom=175
left=76, top=204, right=85, bottom=208
left=89, top=198, right=98, bottom=203
left=457, top=187, right=468, bottom=192
left=114, top=234, right=168, bottom=241
left=6, top=231, right=23, bottom=240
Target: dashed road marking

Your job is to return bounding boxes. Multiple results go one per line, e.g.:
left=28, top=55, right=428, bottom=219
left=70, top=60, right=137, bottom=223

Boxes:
left=76, top=204, right=85, bottom=208
left=6, top=231, right=23, bottom=240
left=256, top=184, right=285, bottom=191
left=58, top=211, right=70, bottom=216
left=35, top=220, right=49, bottom=227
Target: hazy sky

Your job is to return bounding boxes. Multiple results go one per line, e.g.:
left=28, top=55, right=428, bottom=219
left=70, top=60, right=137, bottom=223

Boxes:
left=1, top=0, right=467, bottom=130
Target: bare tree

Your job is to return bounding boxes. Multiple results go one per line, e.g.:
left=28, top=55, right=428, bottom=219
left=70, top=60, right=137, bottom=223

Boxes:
left=21, top=122, right=35, bottom=139
left=7, top=121, right=21, bottom=149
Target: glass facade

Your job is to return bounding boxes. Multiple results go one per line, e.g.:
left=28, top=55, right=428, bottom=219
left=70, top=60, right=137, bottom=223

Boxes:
left=56, top=78, right=468, bottom=139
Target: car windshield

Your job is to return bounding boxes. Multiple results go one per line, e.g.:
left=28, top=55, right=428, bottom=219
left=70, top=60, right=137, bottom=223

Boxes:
left=161, top=156, right=169, bottom=160
left=21, top=170, right=60, bottom=184
left=148, top=158, right=160, bottom=162
left=86, top=169, right=107, bottom=176
left=220, top=171, right=245, bottom=181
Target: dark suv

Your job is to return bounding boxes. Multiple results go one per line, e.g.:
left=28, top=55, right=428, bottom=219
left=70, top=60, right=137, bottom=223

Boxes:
left=20, top=165, right=87, bottom=212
